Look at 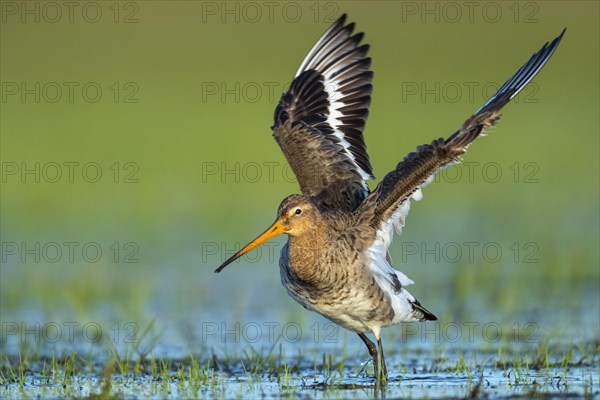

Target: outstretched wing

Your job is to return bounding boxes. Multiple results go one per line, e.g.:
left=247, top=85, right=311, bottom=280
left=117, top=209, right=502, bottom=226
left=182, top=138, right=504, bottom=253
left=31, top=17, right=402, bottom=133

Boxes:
left=273, top=14, right=374, bottom=211
left=359, top=29, right=565, bottom=291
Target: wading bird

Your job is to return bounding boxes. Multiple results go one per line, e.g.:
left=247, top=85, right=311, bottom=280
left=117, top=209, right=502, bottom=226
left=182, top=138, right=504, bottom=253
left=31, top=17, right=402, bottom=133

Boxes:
left=215, top=15, right=564, bottom=382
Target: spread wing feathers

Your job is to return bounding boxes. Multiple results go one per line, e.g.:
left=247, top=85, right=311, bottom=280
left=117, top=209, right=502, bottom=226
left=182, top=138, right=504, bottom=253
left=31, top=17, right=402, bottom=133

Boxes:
left=273, top=14, right=374, bottom=209
left=358, top=29, right=564, bottom=294
left=274, top=121, right=370, bottom=211
left=366, top=28, right=565, bottom=234
left=475, top=28, right=565, bottom=115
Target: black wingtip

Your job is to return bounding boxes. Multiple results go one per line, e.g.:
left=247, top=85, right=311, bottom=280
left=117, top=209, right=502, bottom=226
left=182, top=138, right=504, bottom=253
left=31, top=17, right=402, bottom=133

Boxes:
left=550, top=27, right=566, bottom=49
left=345, top=22, right=356, bottom=35
left=475, top=29, right=565, bottom=115
left=336, top=13, right=347, bottom=27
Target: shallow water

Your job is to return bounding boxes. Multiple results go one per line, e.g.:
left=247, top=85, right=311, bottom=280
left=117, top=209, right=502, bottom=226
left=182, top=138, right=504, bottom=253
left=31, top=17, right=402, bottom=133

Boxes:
left=2, top=266, right=599, bottom=398
left=2, top=344, right=598, bottom=399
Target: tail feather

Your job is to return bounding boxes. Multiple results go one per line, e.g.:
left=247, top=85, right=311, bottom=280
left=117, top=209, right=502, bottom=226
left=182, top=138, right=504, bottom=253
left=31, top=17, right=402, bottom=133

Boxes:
left=411, top=299, right=437, bottom=321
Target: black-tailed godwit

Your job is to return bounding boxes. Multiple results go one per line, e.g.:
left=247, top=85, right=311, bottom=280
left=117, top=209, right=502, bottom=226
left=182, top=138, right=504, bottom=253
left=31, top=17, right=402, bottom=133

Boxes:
left=215, top=15, right=564, bottom=382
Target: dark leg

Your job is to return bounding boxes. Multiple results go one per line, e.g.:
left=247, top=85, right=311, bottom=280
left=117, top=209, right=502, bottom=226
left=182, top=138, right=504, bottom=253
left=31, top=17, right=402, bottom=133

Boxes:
left=377, top=337, right=388, bottom=379
left=358, top=333, right=378, bottom=378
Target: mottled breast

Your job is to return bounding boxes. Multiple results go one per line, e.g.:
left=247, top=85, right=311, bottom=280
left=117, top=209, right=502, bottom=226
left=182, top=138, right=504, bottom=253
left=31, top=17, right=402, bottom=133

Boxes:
left=278, top=238, right=396, bottom=333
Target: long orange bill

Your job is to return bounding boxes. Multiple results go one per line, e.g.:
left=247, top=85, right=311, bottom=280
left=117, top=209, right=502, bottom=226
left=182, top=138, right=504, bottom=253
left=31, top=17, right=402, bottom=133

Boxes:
left=214, top=219, right=286, bottom=273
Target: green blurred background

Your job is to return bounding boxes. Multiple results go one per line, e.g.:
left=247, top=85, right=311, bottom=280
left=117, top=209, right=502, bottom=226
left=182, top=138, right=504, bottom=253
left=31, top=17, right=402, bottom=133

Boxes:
left=1, top=1, right=598, bottom=354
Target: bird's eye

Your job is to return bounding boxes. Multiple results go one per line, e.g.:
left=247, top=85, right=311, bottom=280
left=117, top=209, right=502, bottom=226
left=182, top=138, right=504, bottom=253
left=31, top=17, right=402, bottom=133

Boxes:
left=294, top=208, right=302, bottom=215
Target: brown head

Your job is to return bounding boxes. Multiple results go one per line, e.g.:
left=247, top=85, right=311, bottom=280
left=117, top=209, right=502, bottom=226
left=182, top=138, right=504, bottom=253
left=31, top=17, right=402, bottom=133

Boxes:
left=215, top=194, right=318, bottom=272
